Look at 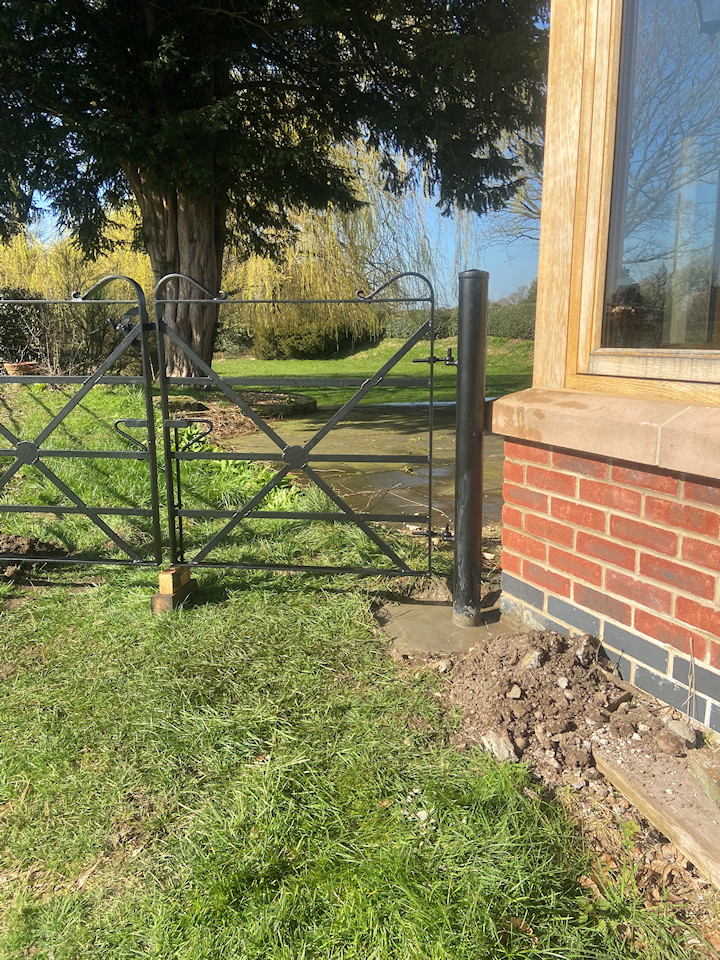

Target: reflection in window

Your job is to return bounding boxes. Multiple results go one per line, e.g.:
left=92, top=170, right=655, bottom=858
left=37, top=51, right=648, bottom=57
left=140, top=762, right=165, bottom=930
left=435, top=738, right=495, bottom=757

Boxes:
left=603, top=0, right=720, bottom=349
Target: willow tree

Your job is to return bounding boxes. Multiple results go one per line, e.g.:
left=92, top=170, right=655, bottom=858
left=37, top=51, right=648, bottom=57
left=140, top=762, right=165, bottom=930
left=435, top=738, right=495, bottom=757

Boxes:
left=221, top=144, right=444, bottom=356
left=0, top=0, right=547, bottom=376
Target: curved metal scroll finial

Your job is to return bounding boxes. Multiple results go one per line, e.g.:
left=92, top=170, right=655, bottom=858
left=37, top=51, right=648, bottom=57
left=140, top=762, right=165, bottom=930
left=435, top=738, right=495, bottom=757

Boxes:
left=356, top=271, right=434, bottom=303
left=72, top=275, right=147, bottom=304
left=154, top=273, right=227, bottom=302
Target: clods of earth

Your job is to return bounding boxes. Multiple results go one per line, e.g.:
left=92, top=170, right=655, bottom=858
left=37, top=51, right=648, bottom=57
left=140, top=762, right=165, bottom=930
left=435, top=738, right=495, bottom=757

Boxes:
left=392, top=628, right=720, bottom=954
left=446, top=629, right=694, bottom=778
left=163, top=392, right=317, bottom=442
left=0, top=533, right=67, bottom=578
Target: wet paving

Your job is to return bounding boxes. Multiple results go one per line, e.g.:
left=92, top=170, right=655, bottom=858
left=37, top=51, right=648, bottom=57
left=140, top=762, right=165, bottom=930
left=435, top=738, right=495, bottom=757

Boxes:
left=222, top=403, right=504, bottom=531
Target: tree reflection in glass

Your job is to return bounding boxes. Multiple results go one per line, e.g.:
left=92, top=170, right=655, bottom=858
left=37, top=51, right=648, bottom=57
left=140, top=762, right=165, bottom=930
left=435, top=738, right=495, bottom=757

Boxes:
left=603, top=0, right=720, bottom=349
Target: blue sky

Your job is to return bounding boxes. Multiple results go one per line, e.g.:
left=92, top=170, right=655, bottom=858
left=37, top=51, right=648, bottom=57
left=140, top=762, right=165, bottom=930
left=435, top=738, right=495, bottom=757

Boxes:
left=430, top=208, right=540, bottom=306
left=458, top=231, right=539, bottom=302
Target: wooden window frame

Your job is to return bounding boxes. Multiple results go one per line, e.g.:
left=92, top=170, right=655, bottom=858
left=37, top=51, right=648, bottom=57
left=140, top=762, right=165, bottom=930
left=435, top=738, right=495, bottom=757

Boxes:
left=533, top=0, right=720, bottom=404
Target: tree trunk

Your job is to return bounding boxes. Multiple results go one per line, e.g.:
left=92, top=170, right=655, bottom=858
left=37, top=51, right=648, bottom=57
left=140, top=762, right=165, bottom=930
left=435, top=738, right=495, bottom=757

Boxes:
left=124, top=167, right=226, bottom=378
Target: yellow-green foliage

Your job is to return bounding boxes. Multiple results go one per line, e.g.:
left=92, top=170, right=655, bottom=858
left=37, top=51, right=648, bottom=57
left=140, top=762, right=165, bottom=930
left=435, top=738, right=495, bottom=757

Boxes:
left=219, top=146, right=435, bottom=358
left=0, top=216, right=154, bottom=373
left=221, top=205, right=386, bottom=357
left=1, top=146, right=441, bottom=361
left=0, top=216, right=153, bottom=299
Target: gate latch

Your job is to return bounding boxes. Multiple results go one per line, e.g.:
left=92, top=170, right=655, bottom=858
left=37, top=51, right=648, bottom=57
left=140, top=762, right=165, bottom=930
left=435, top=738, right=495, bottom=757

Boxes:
left=114, top=418, right=149, bottom=451
left=411, top=524, right=454, bottom=541
left=412, top=347, right=457, bottom=366
left=165, top=418, right=214, bottom=451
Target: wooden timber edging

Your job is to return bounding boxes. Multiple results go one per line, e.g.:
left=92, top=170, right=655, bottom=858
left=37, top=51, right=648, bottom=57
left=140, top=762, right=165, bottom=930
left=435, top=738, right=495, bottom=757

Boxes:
left=594, top=747, right=720, bottom=889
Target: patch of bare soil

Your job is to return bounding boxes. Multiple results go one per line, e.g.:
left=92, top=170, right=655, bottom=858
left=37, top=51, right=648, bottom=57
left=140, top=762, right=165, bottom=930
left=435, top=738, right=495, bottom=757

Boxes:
left=165, top=392, right=317, bottom=445
left=0, top=533, right=68, bottom=577
left=396, top=630, right=720, bottom=954
left=446, top=630, right=685, bottom=776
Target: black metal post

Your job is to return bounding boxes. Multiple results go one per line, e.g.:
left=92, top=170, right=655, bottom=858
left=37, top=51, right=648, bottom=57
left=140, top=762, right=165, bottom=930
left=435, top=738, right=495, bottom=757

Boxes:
left=137, top=290, right=164, bottom=566
left=453, top=269, right=488, bottom=626
left=154, top=301, right=180, bottom=565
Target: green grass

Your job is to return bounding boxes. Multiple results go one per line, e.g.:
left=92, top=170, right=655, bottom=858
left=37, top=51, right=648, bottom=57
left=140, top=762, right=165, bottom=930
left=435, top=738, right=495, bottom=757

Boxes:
left=0, top=568, right=701, bottom=959
left=0, top=380, right=706, bottom=959
left=214, top=336, right=534, bottom=406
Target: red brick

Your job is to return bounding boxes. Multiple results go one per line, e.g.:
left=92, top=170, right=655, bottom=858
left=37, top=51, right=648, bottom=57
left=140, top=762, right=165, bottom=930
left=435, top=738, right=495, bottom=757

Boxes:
left=579, top=479, right=642, bottom=514
left=711, top=641, right=720, bottom=672
left=503, top=528, right=547, bottom=563
left=606, top=569, right=673, bottom=613
left=501, top=550, right=523, bottom=577
left=574, top=583, right=631, bottom=625
left=634, top=610, right=707, bottom=660
left=645, top=497, right=720, bottom=538
left=676, top=596, right=720, bottom=639
left=526, top=465, right=577, bottom=497
left=524, top=514, right=574, bottom=548
left=551, top=497, right=606, bottom=532
left=548, top=546, right=603, bottom=586
left=685, top=479, right=720, bottom=508
left=682, top=537, right=720, bottom=573
left=502, top=483, right=548, bottom=514
left=505, top=440, right=551, bottom=465
left=611, top=464, right=680, bottom=495
left=639, top=554, right=716, bottom=600
left=553, top=450, right=608, bottom=479
left=609, top=516, right=678, bottom=557
left=523, top=561, right=571, bottom=597
left=577, top=531, right=636, bottom=570
left=503, top=459, right=524, bottom=483
left=501, top=505, right=523, bottom=530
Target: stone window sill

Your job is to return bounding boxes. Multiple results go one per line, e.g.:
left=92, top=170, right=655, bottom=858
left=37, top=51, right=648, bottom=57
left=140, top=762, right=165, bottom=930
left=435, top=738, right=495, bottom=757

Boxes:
left=489, top=389, right=720, bottom=482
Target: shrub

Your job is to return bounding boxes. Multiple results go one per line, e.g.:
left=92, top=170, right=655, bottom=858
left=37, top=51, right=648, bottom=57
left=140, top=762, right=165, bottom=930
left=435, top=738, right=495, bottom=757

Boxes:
left=31, top=301, right=142, bottom=375
left=0, top=287, right=47, bottom=363
left=252, top=303, right=382, bottom=360
left=215, top=304, right=254, bottom=354
left=486, top=300, right=536, bottom=340
left=383, top=306, right=457, bottom=339
left=0, top=286, right=146, bottom=374
left=383, top=299, right=536, bottom=341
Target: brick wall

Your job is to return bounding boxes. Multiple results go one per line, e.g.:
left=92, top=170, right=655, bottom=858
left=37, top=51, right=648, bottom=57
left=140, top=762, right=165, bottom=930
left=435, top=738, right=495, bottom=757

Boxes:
left=500, top=439, right=720, bottom=733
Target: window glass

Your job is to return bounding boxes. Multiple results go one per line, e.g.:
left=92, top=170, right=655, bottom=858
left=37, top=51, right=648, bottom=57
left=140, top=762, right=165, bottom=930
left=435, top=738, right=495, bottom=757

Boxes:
left=603, top=0, right=720, bottom=349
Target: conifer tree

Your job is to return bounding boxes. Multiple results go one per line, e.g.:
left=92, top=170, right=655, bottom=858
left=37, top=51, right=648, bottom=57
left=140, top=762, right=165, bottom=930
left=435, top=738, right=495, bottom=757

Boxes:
left=0, top=1, right=546, bottom=374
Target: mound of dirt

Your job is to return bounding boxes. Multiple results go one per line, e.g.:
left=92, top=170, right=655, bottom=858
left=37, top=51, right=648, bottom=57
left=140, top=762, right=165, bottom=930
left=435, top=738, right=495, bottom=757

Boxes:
left=164, top=393, right=317, bottom=444
left=426, top=630, right=720, bottom=945
left=446, top=630, right=690, bottom=784
left=0, top=533, right=67, bottom=576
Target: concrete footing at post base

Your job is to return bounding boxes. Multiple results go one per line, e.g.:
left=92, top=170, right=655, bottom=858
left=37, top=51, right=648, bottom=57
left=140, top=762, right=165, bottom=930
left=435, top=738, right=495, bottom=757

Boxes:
left=377, top=597, right=528, bottom=657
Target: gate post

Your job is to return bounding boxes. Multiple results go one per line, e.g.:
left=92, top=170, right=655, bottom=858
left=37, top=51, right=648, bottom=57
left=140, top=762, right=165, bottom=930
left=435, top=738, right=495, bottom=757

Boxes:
left=453, top=269, right=488, bottom=626
left=136, top=289, right=164, bottom=566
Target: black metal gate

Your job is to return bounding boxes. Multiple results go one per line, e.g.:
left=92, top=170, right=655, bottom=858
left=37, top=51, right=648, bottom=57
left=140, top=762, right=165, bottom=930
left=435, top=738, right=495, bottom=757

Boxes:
left=0, top=277, right=163, bottom=567
left=154, top=272, right=438, bottom=576
left=0, top=273, right=440, bottom=576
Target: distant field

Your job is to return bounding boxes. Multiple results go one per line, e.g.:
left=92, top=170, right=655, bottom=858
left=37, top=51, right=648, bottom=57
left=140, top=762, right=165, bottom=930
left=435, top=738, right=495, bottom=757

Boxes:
left=214, top=336, right=534, bottom=407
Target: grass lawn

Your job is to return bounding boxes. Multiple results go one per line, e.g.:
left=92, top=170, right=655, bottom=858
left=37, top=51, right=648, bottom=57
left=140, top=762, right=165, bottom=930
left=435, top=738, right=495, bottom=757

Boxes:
left=213, top=336, right=534, bottom=407
left=0, top=565, right=700, bottom=959
left=0, top=384, right=703, bottom=959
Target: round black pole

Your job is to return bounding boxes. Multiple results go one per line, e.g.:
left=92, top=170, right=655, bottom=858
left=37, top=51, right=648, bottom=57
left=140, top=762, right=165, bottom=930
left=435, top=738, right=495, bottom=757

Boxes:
left=453, top=269, right=488, bottom=626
